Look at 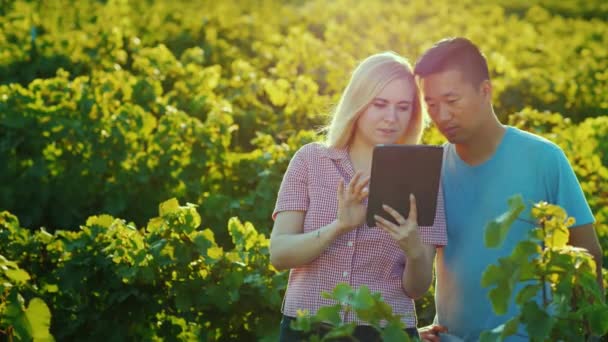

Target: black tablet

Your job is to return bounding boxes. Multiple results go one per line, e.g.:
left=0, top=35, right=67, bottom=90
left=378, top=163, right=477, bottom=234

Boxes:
left=366, top=145, right=443, bottom=227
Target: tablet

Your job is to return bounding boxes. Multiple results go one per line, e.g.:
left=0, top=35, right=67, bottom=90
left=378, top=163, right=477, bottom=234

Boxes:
left=366, top=145, right=443, bottom=227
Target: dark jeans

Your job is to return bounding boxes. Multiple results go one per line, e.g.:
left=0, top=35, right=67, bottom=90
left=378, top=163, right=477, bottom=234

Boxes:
left=279, top=315, right=420, bottom=341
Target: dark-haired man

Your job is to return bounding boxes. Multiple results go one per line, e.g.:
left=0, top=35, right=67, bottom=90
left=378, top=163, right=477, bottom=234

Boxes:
left=414, top=37, right=603, bottom=341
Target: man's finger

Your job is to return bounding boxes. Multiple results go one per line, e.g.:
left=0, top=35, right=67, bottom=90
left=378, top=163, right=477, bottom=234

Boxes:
left=431, top=324, right=448, bottom=334
left=408, top=193, right=418, bottom=223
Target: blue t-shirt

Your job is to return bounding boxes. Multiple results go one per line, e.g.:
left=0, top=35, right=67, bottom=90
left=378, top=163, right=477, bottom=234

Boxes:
left=435, top=126, right=594, bottom=341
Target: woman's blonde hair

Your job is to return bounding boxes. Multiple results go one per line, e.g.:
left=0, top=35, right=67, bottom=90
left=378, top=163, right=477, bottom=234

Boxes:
left=325, top=51, right=425, bottom=148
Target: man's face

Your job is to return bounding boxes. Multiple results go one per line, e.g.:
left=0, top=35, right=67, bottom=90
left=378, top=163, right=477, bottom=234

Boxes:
left=421, top=69, right=489, bottom=144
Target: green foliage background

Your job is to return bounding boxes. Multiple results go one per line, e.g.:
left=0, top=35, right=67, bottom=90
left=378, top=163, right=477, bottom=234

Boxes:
left=0, top=0, right=606, bottom=340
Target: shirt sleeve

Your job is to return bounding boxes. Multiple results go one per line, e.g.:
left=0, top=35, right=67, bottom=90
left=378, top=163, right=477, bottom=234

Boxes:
left=551, top=148, right=595, bottom=228
left=418, top=181, right=448, bottom=246
left=272, top=145, right=310, bottom=220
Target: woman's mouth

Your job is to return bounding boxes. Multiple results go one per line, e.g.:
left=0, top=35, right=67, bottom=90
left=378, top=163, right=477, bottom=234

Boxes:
left=377, top=128, right=397, bottom=135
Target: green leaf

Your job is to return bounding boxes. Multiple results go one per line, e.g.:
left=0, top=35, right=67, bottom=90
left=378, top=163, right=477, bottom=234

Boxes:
left=351, top=286, right=374, bottom=311
left=159, top=198, right=180, bottom=216
left=323, top=323, right=356, bottom=339
left=4, top=267, right=31, bottom=284
left=332, top=283, right=352, bottom=304
left=502, top=317, right=520, bottom=337
left=584, top=305, right=608, bottom=335
left=485, top=195, right=525, bottom=247
left=314, top=305, right=342, bottom=326
left=521, top=301, right=554, bottom=340
left=488, top=285, right=510, bottom=315
left=515, top=284, right=541, bottom=305
left=381, top=320, right=410, bottom=342
left=24, top=298, right=54, bottom=341
left=545, top=224, right=569, bottom=249
left=482, top=264, right=502, bottom=287
left=511, top=241, right=540, bottom=262
left=42, top=284, right=59, bottom=293
left=85, top=214, right=115, bottom=228
left=480, top=326, right=504, bottom=342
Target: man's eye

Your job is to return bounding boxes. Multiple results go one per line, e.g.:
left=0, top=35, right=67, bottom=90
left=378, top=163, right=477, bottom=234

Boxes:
left=447, top=99, right=458, bottom=104
left=426, top=102, right=436, bottom=108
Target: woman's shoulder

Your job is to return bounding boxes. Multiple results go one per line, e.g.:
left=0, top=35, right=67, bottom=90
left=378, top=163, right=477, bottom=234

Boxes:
left=294, top=141, right=333, bottom=159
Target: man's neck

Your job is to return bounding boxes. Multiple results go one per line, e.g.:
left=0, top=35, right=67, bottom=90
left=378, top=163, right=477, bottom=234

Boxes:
left=455, top=118, right=506, bottom=166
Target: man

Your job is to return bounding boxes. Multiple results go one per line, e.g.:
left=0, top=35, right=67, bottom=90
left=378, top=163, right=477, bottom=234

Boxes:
left=413, top=37, right=604, bottom=341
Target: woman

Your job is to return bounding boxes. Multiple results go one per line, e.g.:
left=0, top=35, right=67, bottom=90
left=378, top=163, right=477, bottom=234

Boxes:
left=270, top=51, right=447, bottom=341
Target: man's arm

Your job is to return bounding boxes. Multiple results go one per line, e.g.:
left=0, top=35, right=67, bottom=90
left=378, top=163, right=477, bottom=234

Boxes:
left=568, top=223, right=604, bottom=298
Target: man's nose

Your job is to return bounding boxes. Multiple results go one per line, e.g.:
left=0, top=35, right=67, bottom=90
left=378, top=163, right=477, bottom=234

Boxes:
left=437, top=103, right=451, bottom=123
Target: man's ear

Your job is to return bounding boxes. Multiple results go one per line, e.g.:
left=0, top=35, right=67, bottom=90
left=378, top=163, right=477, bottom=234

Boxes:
left=479, top=80, right=492, bottom=102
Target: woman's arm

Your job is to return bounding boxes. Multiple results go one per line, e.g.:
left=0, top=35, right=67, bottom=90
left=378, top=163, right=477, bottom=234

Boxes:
left=270, top=172, right=370, bottom=271
left=270, top=212, right=345, bottom=270
left=401, top=244, right=435, bottom=299
left=375, top=194, right=436, bottom=299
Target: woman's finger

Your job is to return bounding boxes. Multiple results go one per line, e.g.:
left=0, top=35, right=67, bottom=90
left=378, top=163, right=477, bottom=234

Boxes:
left=347, top=172, right=361, bottom=194
left=382, top=204, right=406, bottom=225
left=408, top=193, right=418, bottom=223
left=374, top=215, right=398, bottom=234
left=337, top=179, right=344, bottom=201
left=356, top=187, right=369, bottom=201
left=353, top=175, right=370, bottom=194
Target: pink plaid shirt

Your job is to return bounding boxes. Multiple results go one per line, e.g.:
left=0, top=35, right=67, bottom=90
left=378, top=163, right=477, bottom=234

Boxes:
left=273, top=142, right=447, bottom=328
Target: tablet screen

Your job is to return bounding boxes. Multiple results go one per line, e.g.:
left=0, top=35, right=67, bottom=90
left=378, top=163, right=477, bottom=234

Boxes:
left=366, top=145, right=443, bottom=227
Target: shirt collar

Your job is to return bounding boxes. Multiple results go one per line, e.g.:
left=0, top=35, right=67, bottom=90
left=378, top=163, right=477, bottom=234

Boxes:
left=322, top=146, right=349, bottom=161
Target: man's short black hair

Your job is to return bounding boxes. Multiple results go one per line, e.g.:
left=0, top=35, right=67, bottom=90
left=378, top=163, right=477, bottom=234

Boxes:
left=414, top=37, right=490, bottom=87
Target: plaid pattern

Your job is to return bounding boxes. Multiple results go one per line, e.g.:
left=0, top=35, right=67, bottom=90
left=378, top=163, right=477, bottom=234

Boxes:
left=273, top=143, right=447, bottom=328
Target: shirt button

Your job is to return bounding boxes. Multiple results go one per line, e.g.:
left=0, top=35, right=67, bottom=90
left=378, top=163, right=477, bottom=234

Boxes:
left=342, top=271, right=348, bottom=278
left=347, top=241, right=353, bottom=247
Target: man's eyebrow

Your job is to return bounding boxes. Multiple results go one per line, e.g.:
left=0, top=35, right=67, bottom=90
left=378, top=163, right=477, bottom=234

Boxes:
left=441, top=91, right=459, bottom=97
left=424, top=92, right=458, bottom=101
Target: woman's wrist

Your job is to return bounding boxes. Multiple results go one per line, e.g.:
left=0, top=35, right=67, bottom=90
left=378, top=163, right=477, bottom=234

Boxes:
left=402, top=243, right=430, bottom=260
left=333, top=219, right=353, bottom=235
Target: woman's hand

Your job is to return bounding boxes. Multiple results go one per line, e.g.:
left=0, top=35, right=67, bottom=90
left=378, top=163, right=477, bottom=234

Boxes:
left=374, top=194, right=424, bottom=258
left=336, top=171, right=370, bottom=233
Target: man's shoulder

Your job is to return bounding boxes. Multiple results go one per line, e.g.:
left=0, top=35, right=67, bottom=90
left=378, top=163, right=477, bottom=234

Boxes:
left=506, top=126, right=562, bottom=154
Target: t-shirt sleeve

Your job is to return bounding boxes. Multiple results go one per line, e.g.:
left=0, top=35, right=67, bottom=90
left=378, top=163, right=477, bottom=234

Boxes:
left=551, top=148, right=595, bottom=228
left=272, top=146, right=310, bottom=220
left=418, top=181, right=448, bottom=246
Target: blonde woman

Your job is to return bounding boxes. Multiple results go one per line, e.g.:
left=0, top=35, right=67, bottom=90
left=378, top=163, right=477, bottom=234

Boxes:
left=270, top=51, right=447, bottom=341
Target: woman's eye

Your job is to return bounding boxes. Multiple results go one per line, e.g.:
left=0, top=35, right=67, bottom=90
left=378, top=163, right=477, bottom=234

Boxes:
left=373, top=102, right=386, bottom=108
left=398, top=106, right=410, bottom=111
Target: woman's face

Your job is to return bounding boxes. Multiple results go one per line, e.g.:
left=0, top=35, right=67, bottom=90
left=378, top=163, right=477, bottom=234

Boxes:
left=354, top=77, right=415, bottom=147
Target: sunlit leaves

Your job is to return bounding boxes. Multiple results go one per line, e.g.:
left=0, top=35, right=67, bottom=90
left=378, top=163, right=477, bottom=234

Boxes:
left=292, top=284, right=410, bottom=341
left=482, top=197, right=608, bottom=339
left=0, top=199, right=285, bottom=340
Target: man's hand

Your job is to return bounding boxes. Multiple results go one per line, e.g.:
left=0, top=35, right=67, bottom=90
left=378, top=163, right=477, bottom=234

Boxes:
left=418, top=324, right=448, bottom=342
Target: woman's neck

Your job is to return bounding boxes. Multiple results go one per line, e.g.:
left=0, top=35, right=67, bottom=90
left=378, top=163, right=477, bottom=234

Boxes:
left=348, top=137, right=374, bottom=174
